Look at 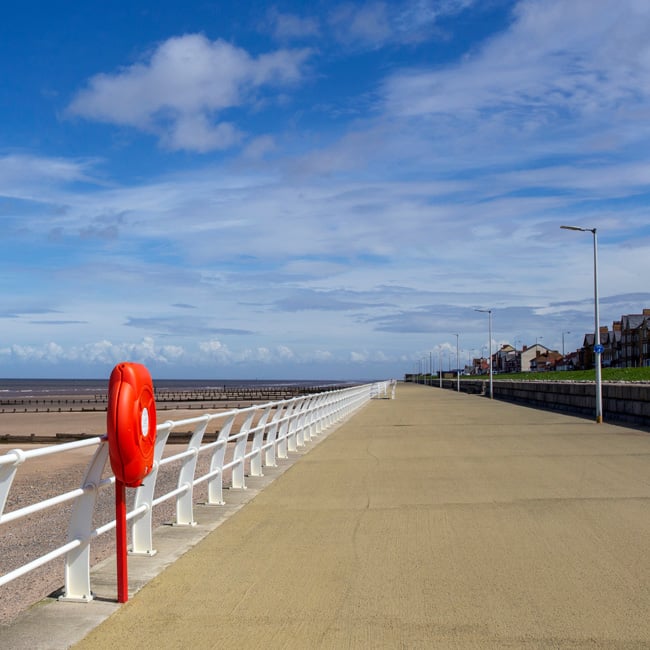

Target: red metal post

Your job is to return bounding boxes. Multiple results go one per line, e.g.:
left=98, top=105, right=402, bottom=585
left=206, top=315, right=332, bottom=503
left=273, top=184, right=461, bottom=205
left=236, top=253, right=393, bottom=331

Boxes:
left=115, top=479, right=128, bottom=603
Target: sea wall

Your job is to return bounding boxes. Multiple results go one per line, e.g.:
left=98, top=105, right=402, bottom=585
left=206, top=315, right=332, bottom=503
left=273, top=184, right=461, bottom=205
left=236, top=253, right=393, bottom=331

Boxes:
left=436, top=379, right=650, bottom=427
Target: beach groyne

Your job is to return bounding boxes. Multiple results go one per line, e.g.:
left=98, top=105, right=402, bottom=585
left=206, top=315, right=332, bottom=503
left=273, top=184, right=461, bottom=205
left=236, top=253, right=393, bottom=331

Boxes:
left=0, top=384, right=351, bottom=414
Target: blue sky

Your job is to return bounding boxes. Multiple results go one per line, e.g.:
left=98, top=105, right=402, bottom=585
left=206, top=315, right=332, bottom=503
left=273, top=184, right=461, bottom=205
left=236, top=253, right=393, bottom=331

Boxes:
left=1, top=0, right=650, bottom=380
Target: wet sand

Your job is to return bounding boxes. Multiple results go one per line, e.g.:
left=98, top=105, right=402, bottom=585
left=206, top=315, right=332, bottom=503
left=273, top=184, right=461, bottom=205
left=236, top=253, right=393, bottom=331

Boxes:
left=0, top=404, right=248, bottom=446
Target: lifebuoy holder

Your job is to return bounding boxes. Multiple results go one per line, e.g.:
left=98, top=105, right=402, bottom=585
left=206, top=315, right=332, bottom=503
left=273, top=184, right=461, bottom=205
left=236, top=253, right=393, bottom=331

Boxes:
left=107, top=362, right=157, bottom=487
left=106, top=362, right=157, bottom=603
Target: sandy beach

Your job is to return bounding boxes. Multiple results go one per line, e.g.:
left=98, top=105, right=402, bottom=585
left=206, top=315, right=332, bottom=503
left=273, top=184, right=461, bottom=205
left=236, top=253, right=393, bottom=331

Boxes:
left=0, top=407, right=231, bottom=437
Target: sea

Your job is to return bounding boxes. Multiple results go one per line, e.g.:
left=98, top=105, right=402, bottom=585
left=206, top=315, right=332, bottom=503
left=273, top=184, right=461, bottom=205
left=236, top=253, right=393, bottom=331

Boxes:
left=0, top=378, right=356, bottom=400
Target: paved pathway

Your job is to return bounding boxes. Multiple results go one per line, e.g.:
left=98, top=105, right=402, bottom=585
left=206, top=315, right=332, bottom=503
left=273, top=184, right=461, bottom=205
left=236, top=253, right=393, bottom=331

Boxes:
left=10, top=383, right=650, bottom=648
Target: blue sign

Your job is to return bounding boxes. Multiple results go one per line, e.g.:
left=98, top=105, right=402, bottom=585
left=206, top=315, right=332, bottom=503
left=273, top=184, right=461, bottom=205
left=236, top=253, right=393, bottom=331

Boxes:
left=594, top=344, right=604, bottom=354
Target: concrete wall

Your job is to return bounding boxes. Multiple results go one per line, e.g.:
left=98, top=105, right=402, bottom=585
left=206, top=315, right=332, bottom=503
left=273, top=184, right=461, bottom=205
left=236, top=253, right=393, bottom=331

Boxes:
left=437, top=379, right=650, bottom=427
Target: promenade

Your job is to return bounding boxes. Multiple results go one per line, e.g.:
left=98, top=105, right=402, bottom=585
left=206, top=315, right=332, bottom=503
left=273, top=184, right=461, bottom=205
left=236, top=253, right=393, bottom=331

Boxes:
left=7, top=383, right=650, bottom=648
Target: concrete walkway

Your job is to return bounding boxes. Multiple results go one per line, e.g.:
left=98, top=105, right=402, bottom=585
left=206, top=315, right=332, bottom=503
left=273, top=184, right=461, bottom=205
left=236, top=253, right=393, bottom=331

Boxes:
left=10, top=383, right=650, bottom=648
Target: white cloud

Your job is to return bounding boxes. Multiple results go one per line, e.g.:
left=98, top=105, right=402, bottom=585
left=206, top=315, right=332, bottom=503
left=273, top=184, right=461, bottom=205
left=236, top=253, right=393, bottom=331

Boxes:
left=198, top=339, right=233, bottom=362
left=67, top=34, right=311, bottom=152
left=241, top=135, right=276, bottom=160
left=383, top=0, right=650, bottom=121
left=162, top=115, right=242, bottom=153
left=328, top=0, right=477, bottom=48
left=329, top=2, right=391, bottom=48
left=266, top=8, right=320, bottom=41
left=276, top=345, right=295, bottom=360
left=8, top=343, right=63, bottom=362
left=0, top=154, right=98, bottom=199
left=311, top=350, right=333, bottom=361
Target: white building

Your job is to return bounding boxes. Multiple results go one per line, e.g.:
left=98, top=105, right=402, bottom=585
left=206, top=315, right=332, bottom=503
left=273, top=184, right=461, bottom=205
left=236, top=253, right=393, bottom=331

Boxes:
left=519, top=343, right=550, bottom=372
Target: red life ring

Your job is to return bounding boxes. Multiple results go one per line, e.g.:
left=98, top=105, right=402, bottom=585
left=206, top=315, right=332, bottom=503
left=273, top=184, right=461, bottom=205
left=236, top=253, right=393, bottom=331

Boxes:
left=107, top=362, right=157, bottom=487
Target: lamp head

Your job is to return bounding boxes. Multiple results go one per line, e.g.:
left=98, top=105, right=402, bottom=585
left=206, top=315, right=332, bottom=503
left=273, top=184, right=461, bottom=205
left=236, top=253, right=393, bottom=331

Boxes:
left=561, top=225, right=596, bottom=234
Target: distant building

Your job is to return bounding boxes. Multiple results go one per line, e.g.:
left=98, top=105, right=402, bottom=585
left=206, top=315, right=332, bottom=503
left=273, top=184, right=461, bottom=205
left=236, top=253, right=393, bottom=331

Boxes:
left=530, top=349, right=563, bottom=372
left=581, top=326, right=609, bottom=370
left=520, top=343, right=549, bottom=372
left=577, top=309, right=650, bottom=369
left=557, top=350, right=578, bottom=371
left=621, top=310, right=650, bottom=367
left=494, top=344, right=519, bottom=373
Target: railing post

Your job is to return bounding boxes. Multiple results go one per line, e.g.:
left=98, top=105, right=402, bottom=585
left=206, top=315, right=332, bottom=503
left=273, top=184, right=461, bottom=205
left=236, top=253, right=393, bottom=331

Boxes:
left=287, top=398, right=304, bottom=453
left=324, top=395, right=336, bottom=428
left=0, top=449, right=25, bottom=516
left=264, top=406, right=284, bottom=467
left=206, top=415, right=236, bottom=505
left=277, top=401, right=294, bottom=459
left=175, top=417, right=209, bottom=526
left=307, top=395, right=322, bottom=441
left=251, top=405, right=272, bottom=477
left=232, top=412, right=255, bottom=490
left=131, top=425, right=172, bottom=555
left=296, top=396, right=312, bottom=448
left=60, top=442, right=109, bottom=602
left=318, top=395, right=330, bottom=431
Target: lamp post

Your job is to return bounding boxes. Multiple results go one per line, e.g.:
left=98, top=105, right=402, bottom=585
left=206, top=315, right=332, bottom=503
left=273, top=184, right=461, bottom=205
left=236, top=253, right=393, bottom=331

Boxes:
left=475, top=309, right=493, bottom=399
left=455, top=333, right=460, bottom=392
left=561, top=225, right=603, bottom=423
left=562, top=330, right=571, bottom=357
left=515, top=339, right=522, bottom=372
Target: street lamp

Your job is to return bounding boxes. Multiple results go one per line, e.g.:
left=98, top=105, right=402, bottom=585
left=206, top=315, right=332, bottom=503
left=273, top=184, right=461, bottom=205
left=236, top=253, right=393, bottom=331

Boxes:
left=455, top=333, right=460, bottom=392
left=475, top=309, right=493, bottom=399
left=562, top=330, right=571, bottom=357
left=561, top=225, right=603, bottom=423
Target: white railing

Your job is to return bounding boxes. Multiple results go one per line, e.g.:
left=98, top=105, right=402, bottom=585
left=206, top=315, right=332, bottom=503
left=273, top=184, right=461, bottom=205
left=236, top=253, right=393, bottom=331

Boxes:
left=0, top=381, right=393, bottom=602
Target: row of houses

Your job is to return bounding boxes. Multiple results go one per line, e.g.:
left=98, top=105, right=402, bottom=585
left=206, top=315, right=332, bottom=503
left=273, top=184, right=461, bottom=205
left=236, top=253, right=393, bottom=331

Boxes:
left=472, top=308, right=650, bottom=373
left=582, top=309, right=650, bottom=369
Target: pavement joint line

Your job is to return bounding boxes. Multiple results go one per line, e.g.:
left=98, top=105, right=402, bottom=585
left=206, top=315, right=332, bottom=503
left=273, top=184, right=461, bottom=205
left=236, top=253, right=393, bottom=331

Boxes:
left=0, top=416, right=352, bottom=650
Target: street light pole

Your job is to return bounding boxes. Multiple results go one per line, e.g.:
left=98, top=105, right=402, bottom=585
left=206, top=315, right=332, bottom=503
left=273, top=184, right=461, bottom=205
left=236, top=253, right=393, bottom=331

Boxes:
left=515, top=339, right=522, bottom=371
left=561, top=225, right=603, bottom=423
left=455, top=333, right=460, bottom=392
left=475, top=309, right=493, bottom=399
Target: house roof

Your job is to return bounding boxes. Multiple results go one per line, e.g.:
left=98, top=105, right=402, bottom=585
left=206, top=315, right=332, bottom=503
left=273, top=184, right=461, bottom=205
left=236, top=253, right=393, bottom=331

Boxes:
left=583, top=331, right=609, bottom=346
left=622, top=314, right=646, bottom=330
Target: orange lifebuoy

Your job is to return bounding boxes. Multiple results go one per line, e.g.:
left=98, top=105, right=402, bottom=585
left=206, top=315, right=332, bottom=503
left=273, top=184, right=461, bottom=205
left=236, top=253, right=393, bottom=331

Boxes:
left=107, top=362, right=157, bottom=487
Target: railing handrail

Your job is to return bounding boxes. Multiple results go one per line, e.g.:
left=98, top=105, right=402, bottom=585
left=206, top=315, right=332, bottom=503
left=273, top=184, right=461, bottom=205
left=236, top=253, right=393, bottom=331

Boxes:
left=0, top=380, right=395, bottom=602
